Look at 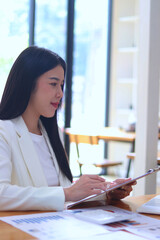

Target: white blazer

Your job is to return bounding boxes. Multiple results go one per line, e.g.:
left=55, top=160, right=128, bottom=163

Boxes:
left=0, top=116, right=71, bottom=211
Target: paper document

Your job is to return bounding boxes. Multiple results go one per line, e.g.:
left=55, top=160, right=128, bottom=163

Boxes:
left=1, top=206, right=160, bottom=240
left=100, top=206, right=160, bottom=240
left=75, top=231, right=146, bottom=240
left=0, top=212, right=108, bottom=240
left=137, top=195, right=160, bottom=214
left=66, top=206, right=135, bottom=225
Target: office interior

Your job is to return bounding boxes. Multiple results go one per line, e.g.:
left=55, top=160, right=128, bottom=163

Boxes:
left=0, top=0, right=160, bottom=196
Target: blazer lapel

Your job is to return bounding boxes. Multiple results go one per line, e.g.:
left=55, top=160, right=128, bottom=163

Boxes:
left=12, top=117, right=48, bottom=187
left=40, top=123, right=71, bottom=187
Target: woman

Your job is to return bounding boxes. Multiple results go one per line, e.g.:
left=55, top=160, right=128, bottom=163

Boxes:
left=0, top=46, right=135, bottom=211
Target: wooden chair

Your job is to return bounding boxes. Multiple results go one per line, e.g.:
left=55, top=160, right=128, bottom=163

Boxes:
left=65, top=130, right=122, bottom=176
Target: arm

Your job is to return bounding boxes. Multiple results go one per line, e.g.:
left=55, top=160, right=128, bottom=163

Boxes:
left=0, top=125, right=65, bottom=211
left=0, top=183, right=65, bottom=211
left=64, top=174, right=108, bottom=201
left=0, top=123, right=107, bottom=210
left=64, top=177, right=136, bottom=203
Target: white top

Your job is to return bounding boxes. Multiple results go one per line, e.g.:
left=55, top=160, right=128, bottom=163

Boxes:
left=29, top=132, right=60, bottom=186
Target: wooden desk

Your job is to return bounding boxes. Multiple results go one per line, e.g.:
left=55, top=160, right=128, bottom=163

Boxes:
left=113, top=194, right=160, bottom=220
left=98, top=129, right=160, bottom=177
left=65, top=127, right=160, bottom=177
left=98, top=127, right=135, bottom=143
left=0, top=211, right=39, bottom=239
left=126, top=152, right=160, bottom=165
left=0, top=194, right=159, bottom=239
left=70, top=194, right=160, bottom=220
left=65, top=127, right=136, bottom=143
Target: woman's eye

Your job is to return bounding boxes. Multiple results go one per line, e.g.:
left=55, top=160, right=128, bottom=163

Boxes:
left=50, top=83, right=57, bottom=87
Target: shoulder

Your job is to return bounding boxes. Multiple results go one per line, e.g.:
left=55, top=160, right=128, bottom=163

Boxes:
left=0, top=119, right=14, bottom=133
left=0, top=119, right=15, bottom=145
left=0, top=116, right=25, bottom=140
left=0, top=116, right=22, bottom=131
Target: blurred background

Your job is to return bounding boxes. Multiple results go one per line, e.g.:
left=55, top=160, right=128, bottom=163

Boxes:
left=0, top=0, right=160, bottom=194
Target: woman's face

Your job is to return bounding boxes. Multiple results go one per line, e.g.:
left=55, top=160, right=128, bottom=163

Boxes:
left=28, top=65, right=64, bottom=119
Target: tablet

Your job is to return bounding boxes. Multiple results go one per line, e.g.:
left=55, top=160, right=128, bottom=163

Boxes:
left=67, top=167, right=160, bottom=209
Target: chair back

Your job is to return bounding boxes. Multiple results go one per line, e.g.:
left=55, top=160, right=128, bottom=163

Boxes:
left=64, top=128, right=122, bottom=175
left=65, top=129, right=99, bottom=159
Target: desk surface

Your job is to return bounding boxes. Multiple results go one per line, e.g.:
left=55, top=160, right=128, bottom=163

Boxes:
left=65, top=127, right=160, bottom=142
left=98, top=127, right=136, bottom=142
left=127, top=152, right=160, bottom=164
left=65, top=127, right=136, bottom=142
left=0, top=194, right=159, bottom=239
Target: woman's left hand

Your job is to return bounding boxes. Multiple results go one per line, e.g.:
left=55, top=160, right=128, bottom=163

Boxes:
left=107, top=178, right=137, bottom=201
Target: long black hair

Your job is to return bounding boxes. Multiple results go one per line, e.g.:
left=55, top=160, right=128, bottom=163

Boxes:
left=0, top=46, right=73, bottom=182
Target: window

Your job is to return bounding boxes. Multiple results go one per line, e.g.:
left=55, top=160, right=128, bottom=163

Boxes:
left=0, top=0, right=111, bottom=133
left=71, top=0, right=109, bottom=128
left=34, top=0, right=67, bottom=59
left=0, top=0, right=29, bottom=99
left=34, top=0, right=67, bottom=127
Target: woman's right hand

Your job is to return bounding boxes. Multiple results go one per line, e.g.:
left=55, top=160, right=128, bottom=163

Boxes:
left=63, top=174, right=108, bottom=202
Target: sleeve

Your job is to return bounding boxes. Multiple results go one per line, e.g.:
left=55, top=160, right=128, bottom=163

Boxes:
left=0, top=122, right=65, bottom=211
left=0, top=184, right=65, bottom=211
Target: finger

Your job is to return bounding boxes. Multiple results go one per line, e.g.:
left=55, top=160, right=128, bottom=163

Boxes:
left=88, top=178, right=107, bottom=184
left=84, top=174, right=106, bottom=182
left=120, top=186, right=133, bottom=192
left=108, top=182, right=117, bottom=187
left=129, top=181, right=137, bottom=186
left=109, top=184, right=133, bottom=196
left=89, top=181, right=117, bottom=191
left=120, top=181, right=137, bottom=188
left=91, top=189, right=103, bottom=195
left=114, top=178, right=131, bottom=184
left=90, top=182, right=108, bottom=191
left=108, top=189, right=130, bottom=200
left=122, top=180, right=137, bottom=186
left=118, top=183, right=133, bottom=190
